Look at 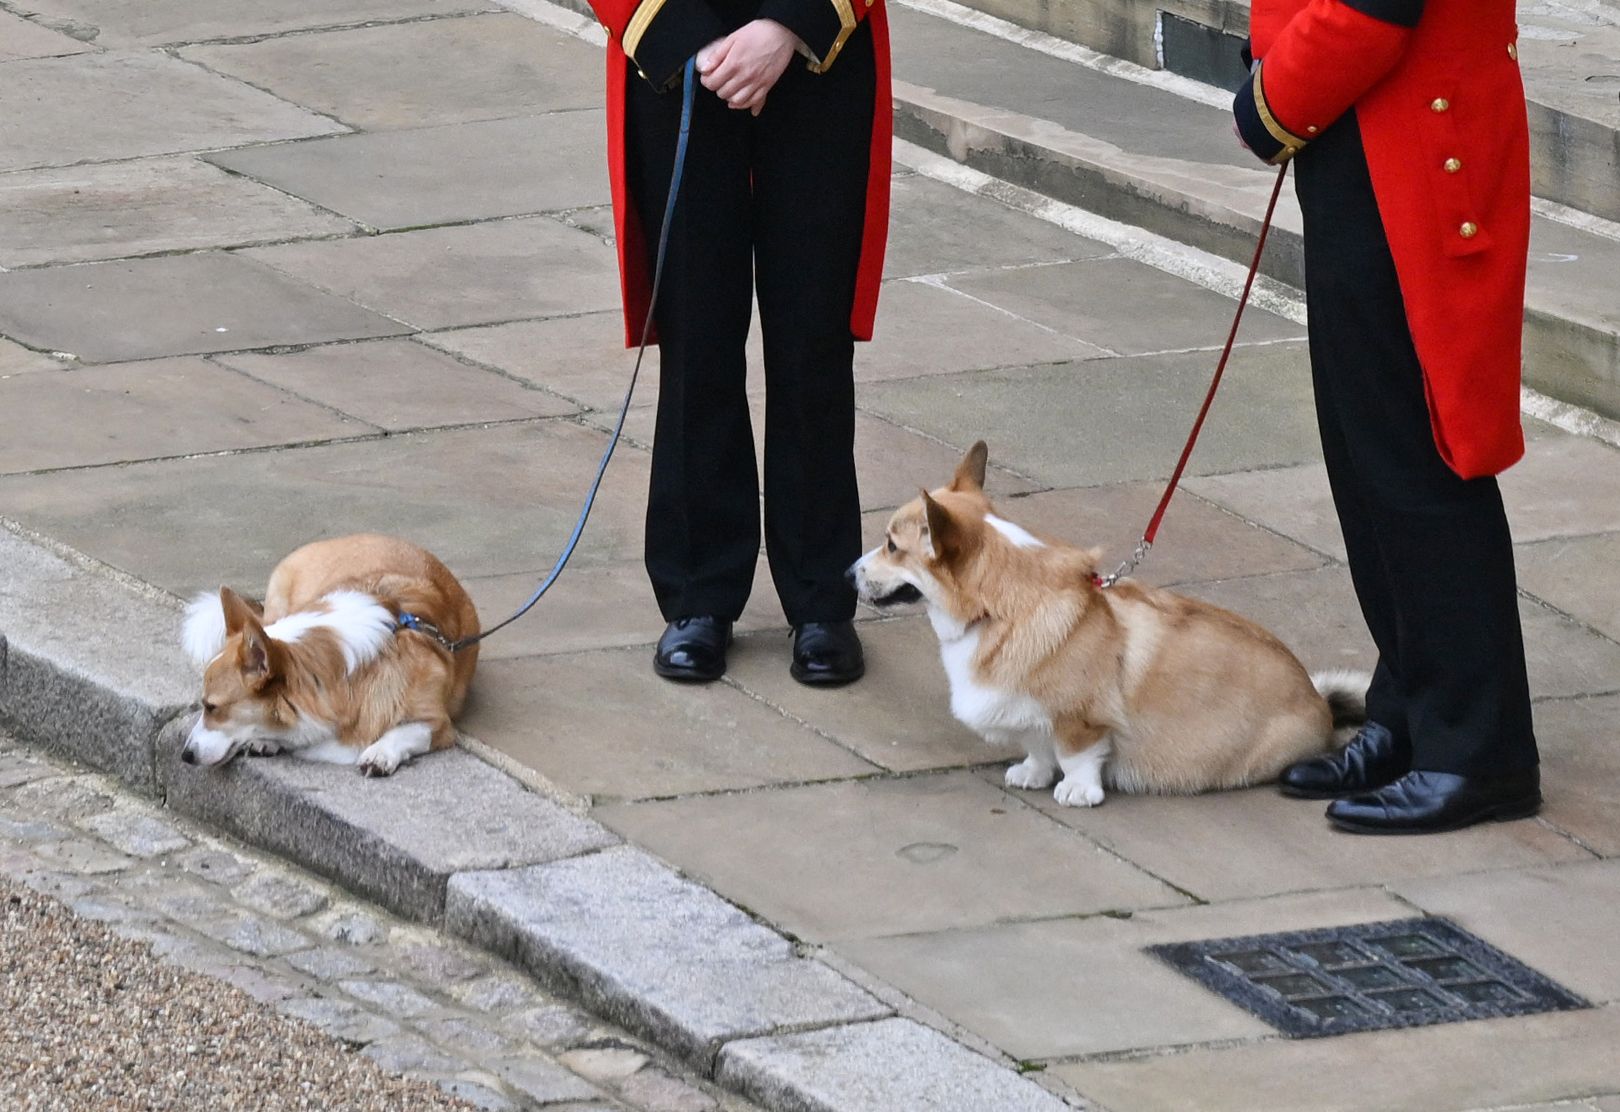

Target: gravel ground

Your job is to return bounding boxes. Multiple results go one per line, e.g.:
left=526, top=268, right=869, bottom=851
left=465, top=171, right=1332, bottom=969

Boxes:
left=0, top=876, right=476, bottom=1112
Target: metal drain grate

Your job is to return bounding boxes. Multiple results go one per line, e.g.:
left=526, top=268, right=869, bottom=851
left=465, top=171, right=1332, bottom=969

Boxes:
left=1148, top=917, right=1588, bottom=1038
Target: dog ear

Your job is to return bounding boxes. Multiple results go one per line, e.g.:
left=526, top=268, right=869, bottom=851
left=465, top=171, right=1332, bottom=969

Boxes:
left=922, top=490, right=968, bottom=561
left=220, top=587, right=257, bottom=636
left=237, top=614, right=283, bottom=690
left=950, top=441, right=989, bottom=493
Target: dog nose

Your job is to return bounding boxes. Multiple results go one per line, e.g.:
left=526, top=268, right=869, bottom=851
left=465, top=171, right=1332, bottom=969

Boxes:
left=844, top=567, right=858, bottom=586
left=180, top=745, right=197, bottom=765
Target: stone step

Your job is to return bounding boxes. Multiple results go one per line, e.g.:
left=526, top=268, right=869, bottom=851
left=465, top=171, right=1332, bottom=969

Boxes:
left=888, top=0, right=1620, bottom=418
left=937, top=0, right=1620, bottom=225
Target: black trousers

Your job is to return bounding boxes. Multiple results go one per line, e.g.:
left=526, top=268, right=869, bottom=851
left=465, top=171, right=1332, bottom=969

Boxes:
left=625, top=27, right=874, bottom=625
left=1294, top=111, right=1537, bottom=776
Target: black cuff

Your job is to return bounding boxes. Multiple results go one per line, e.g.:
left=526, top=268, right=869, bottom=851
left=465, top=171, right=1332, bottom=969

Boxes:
left=1239, top=38, right=1252, bottom=69
left=1233, top=76, right=1286, bottom=164
left=1341, top=0, right=1425, bottom=28
left=630, top=0, right=728, bottom=91
left=757, top=0, right=846, bottom=64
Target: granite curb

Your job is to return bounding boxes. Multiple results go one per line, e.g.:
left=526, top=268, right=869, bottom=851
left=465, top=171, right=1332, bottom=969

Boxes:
left=0, top=521, right=1079, bottom=1110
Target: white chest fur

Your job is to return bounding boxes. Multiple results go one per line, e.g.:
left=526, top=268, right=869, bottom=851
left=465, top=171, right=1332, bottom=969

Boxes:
left=932, top=614, right=1052, bottom=741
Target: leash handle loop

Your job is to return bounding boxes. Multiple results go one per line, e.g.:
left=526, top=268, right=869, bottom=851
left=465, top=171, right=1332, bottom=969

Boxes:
left=452, top=56, right=699, bottom=650
left=1099, top=162, right=1289, bottom=589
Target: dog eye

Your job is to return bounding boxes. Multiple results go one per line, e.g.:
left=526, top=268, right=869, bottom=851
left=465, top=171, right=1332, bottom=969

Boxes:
left=202, top=701, right=217, bottom=714
left=886, top=538, right=897, bottom=554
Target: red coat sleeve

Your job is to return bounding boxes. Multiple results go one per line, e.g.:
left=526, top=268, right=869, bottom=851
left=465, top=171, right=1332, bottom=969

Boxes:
left=755, top=0, right=876, bottom=72
left=1233, top=0, right=1422, bottom=164
left=589, top=0, right=728, bottom=90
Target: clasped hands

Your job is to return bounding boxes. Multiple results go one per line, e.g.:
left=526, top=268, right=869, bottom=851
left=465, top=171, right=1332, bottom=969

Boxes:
left=696, top=19, right=804, bottom=116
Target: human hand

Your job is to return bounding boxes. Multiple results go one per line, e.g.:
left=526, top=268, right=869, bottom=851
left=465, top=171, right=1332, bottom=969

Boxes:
left=1232, top=122, right=1249, bottom=152
left=697, top=19, right=802, bottom=116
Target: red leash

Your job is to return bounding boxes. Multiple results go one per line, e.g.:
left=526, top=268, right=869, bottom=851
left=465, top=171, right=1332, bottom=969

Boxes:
left=1096, top=162, right=1291, bottom=588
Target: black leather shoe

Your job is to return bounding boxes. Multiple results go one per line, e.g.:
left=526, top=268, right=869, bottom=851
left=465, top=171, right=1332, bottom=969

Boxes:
left=653, top=616, right=731, bottom=683
left=1278, top=722, right=1409, bottom=799
left=1326, top=768, right=1541, bottom=835
left=790, top=621, right=865, bottom=686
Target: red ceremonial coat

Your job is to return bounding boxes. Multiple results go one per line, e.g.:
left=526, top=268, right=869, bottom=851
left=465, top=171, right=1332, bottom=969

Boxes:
left=1235, top=0, right=1530, bottom=478
left=583, top=0, right=892, bottom=347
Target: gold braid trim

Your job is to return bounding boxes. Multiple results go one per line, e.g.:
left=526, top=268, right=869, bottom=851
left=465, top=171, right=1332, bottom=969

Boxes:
left=622, top=0, right=670, bottom=66
left=1251, top=63, right=1308, bottom=162
left=806, top=0, right=858, bottom=73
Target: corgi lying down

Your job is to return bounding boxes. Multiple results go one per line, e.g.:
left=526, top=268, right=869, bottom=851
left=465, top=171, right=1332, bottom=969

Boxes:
left=180, top=534, right=478, bottom=777
left=850, top=442, right=1365, bottom=806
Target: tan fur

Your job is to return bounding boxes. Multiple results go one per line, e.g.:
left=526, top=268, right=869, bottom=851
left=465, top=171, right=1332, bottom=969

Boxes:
left=197, top=534, right=478, bottom=756
left=856, top=444, right=1352, bottom=797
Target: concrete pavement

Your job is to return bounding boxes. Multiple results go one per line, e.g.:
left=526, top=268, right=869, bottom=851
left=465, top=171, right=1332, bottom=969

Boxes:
left=2, top=0, right=1618, bottom=1108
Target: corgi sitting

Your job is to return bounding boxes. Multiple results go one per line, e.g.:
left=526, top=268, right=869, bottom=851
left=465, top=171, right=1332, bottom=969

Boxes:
left=179, top=533, right=479, bottom=777
left=850, top=442, right=1365, bottom=807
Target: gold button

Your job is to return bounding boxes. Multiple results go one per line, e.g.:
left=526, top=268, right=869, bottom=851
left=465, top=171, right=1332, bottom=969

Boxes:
left=1507, top=42, right=1518, bottom=60
left=1460, top=221, right=1478, bottom=238
left=1306, top=125, right=1319, bottom=134
left=1431, top=97, right=1450, bottom=112
left=1444, top=157, right=1462, bottom=173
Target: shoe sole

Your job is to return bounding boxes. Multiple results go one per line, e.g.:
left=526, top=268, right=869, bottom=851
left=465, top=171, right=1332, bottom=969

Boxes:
left=789, top=663, right=865, bottom=687
left=652, top=660, right=725, bottom=683
left=1327, top=796, right=1543, bottom=836
left=1278, top=783, right=1383, bottom=801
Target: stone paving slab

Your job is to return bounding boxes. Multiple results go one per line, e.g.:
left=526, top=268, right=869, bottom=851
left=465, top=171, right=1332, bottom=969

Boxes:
left=445, top=847, right=892, bottom=1068
left=0, top=357, right=367, bottom=474
left=1516, top=533, right=1620, bottom=644
left=0, top=10, right=92, bottom=60
left=1007, top=773, right=1593, bottom=903
left=944, top=255, right=1305, bottom=355
left=836, top=887, right=1413, bottom=1060
left=0, top=52, right=344, bottom=173
left=0, top=252, right=409, bottom=364
left=214, top=339, right=579, bottom=431
left=599, top=771, right=1185, bottom=942
left=422, top=313, right=663, bottom=413
left=1533, top=693, right=1620, bottom=856
left=724, top=615, right=990, bottom=773
left=0, top=421, right=652, bottom=592
left=245, top=215, right=623, bottom=330
left=13, top=0, right=491, bottom=48
left=208, top=113, right=609, bottom=230
left=858, top=278, right=1112, bottom=383
left=1055, top=1005, right=1620, bottom=1112
left=0, top=339, right=68, bottom=377
left=989, top=481, right=1330, bottom=586
left=1181, top=565, right=1620, bottom=703
left=1391, top=858, right=1620, bottom=1006
left=0, top=156, right=355, bottom=268
left=464, top=555, right=790, bottom=660
left=857, top=342, right=1322, bottom=488
left=462, top=650, right=878, bottom=800
left=884, top=173, right=1110, bottom=279
left=0, top=526, right=193, bottom=791
left=160, top=745, right=618, bottom=921
left=717, top=1017, right=1075, bottom=1112
left=181, top=14, right=601, bottom=131
left=1188, top=435, right=1620, bottom=561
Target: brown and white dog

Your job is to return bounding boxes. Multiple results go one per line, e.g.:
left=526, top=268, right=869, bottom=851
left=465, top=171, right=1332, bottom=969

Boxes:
left=179, top=534, right=479, bottom=777
left=850, top=443, right=1365, bottom=806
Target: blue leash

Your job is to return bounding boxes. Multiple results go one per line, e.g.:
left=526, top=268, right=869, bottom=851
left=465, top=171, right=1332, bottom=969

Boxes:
left=447, top=57, right=698, bottom=653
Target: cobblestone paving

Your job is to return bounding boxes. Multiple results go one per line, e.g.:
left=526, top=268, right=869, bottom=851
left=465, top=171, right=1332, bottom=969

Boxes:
left=0, top=734, right=759, bottom=1112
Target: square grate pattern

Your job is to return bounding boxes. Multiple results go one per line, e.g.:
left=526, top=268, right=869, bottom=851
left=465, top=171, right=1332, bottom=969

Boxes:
left=1149, top=917, right=1588, bottom=1038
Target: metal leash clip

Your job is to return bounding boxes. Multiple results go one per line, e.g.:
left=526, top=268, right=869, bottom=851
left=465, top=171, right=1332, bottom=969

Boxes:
left=1097, top=538, right=1152, bottom=590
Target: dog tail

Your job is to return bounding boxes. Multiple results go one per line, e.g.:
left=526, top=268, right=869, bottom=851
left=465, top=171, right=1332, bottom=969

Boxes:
left=1312, top=669, right=1370, bottom=740
left=181, top=592, right=229, bottom=669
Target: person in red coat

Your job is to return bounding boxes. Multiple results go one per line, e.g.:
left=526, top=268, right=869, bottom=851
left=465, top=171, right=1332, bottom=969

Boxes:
left=1232, top=0, right=1540, bottom=833
left=584, top=0, right=892, bottom=685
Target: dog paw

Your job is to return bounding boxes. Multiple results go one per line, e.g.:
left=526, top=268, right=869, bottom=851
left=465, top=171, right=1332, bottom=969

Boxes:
left=1005, top=758, right=1058, bottom=790
left=1053, top=777, right=1105, bottom=807
left=245, top=740, right=283, bottom=758
left=356, top=744, right=401, bottom=778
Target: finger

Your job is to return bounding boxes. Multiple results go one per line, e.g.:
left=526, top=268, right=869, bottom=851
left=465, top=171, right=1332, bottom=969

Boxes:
left=697, top=36, right=731, bottom=74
